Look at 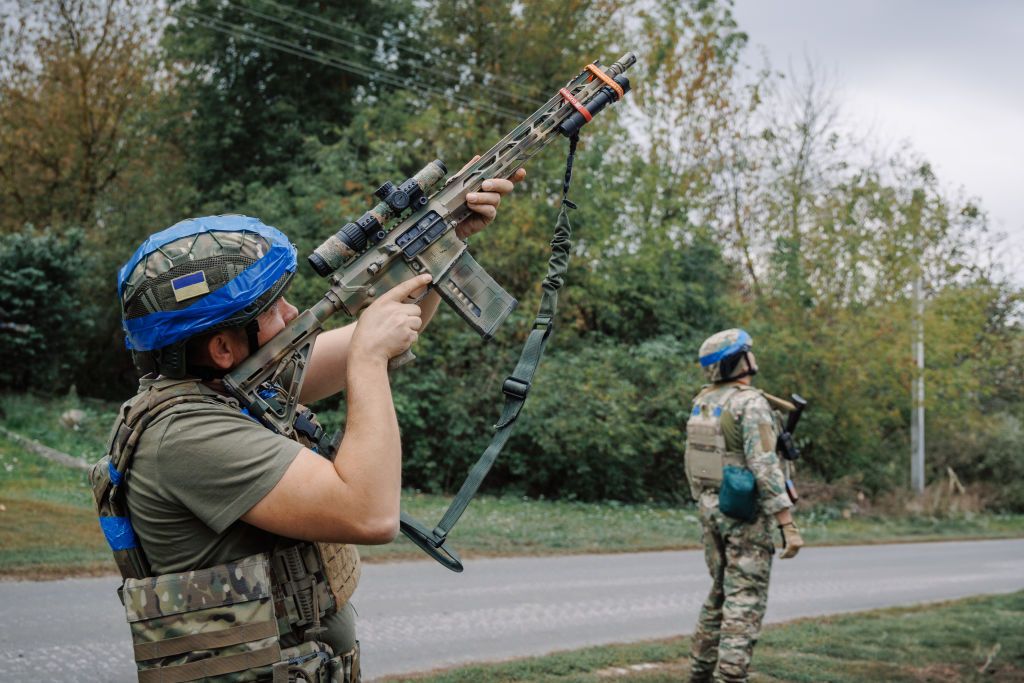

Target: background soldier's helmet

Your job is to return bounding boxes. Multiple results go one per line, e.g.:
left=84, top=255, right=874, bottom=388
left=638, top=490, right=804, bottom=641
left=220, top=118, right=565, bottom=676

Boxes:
left=698, top=328, right=759, bottom=383
left=118, top=215, right=297, bottom=379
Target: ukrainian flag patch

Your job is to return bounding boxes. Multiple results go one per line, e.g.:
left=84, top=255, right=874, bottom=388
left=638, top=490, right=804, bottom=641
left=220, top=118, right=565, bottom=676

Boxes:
left=171, top=270, right=210, bottom=302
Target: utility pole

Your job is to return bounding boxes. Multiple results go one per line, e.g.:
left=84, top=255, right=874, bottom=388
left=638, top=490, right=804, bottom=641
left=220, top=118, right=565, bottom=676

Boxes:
left=910, top=275, right=925, bottom=493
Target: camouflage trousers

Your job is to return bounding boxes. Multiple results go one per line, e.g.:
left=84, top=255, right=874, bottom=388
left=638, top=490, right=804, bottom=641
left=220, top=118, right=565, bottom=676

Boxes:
left=689, top=493, right=774, bottom=683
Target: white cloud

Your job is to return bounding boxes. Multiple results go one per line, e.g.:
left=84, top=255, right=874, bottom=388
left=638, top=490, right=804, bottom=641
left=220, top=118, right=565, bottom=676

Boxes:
left=733, top=0, right=1024, bottom=282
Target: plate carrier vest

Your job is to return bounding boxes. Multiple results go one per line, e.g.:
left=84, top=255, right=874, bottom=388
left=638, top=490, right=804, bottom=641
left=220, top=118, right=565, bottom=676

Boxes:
left=90, top=378, right=360, bottom=682
left=684, top=384, right=751, bottom=492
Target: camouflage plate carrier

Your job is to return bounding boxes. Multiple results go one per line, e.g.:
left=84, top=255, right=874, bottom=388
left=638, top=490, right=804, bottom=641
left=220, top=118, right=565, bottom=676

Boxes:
left=684, top=384, right=749, bottom=496
left=91, top=378, right=361, bottom=682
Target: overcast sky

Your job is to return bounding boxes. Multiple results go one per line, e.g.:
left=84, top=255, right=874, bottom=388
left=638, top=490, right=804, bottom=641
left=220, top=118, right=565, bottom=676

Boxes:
left=732, top=0, right=1024, bottom=284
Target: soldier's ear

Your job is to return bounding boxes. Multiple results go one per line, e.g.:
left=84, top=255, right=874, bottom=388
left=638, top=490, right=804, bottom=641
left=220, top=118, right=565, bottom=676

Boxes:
left=204, top=329, right=247, bottom=369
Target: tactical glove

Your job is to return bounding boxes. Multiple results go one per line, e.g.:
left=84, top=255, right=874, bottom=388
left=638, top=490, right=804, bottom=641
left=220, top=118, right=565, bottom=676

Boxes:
left=778, top=522, right=804, bottom=559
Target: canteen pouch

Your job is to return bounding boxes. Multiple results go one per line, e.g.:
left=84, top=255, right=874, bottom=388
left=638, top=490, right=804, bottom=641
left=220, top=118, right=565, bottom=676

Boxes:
left=719, top=465, right=757, bottom=521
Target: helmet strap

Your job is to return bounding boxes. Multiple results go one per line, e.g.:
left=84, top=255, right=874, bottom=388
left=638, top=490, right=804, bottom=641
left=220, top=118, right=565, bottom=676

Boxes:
left=719, top=351, right=758, bottom=382
left=245, top=318, right=261, bottom=356
left=730, top=352, right=758, bottom=381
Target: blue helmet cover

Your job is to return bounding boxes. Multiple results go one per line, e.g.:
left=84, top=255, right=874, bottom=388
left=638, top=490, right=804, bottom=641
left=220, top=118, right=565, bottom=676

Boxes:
left=119, top=215, right=297, bottom=351
left=699, top=329, right=753, bottom=367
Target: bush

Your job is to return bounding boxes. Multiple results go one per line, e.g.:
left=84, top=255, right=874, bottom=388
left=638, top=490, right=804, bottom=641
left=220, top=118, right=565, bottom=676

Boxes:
left=0, top=229, right=92, bottom=392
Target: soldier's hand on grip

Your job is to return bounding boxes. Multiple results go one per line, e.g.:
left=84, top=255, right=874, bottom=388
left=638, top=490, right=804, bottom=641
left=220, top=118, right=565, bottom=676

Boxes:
left=778, top=522, right=804, bottom=559
left=351, top=274, right=432, bottom=361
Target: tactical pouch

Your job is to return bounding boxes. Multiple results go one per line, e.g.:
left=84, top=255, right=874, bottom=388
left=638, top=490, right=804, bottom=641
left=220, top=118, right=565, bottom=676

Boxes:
left=124, top=553, right=285, bottom=682
left=719, top=465, right=757, bottom=521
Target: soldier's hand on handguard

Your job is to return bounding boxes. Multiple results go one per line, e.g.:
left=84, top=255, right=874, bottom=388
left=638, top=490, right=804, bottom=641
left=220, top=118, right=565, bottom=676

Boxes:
left=352, top=274, right=433, bottom=361
left=778, top=522, right=804, bottom=559
left=455, top=155, right=528, bottom=239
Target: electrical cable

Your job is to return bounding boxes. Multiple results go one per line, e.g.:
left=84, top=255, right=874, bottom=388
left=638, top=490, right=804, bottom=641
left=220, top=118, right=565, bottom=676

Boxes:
left=254, top=0, right=546, bottom=104
left=225, top=0, right=547, bottom=110
left=179, top=8, right=525, bottom=122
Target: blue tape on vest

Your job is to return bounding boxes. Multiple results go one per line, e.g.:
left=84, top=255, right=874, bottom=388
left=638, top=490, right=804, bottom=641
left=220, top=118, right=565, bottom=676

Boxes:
left=713, top=406, right=722, bottom=417
left=691, top=406, right=701, bottom=416
left=108, top=460, right=124, bottom=486
left=99, top=516, right=139, bottom=551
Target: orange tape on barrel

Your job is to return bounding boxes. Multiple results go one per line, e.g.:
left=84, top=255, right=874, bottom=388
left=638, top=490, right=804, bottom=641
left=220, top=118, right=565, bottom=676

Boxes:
left=559, top=87, right=592, bottom=122
left=585, top=63, right=624, bottom=100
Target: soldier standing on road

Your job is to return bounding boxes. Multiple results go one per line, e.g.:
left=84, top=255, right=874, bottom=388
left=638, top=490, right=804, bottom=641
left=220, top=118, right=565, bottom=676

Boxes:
left=91, top=168, right=523, bottom=682
left=684, top=329, right=804, bottom=683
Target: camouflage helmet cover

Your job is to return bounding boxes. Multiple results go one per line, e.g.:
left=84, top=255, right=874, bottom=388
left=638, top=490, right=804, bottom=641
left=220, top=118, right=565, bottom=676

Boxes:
left=118, top=215, right=296, bottom=376
left=698, top=328, right=758, bottom=383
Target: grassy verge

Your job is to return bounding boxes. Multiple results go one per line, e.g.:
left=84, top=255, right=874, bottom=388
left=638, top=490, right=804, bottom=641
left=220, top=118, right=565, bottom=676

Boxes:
left=384, top=591, right=1024, bottom=682
left=0, top=433, right=113, bottom=578
left=2, top=391, right=1023, bottom=576
left=362, top=495, right=1024, bottom=562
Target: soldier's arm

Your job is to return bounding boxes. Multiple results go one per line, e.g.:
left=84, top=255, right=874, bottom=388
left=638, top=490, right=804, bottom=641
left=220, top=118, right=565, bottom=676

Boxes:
left=242, top=277, right=430, bottom=543
left=740, top=397, right=793, bottom=517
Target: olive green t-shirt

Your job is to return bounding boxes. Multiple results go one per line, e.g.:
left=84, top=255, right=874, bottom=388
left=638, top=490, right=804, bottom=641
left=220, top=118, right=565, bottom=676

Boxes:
left=124, top=382, right=303, bottom=575
left=120, top=378, right=357, bottom=654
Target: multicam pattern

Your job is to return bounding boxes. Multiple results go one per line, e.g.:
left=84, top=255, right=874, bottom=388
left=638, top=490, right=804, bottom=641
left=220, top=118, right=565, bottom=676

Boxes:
left=685, top=383, right=792, bottom=682
left=121, top=218, right=274, bottom=312
left=123, top=554, right=272, bottom=622
left=689, top=491, right=774, bottom=682
left=125, top=554, right=280, bottom=680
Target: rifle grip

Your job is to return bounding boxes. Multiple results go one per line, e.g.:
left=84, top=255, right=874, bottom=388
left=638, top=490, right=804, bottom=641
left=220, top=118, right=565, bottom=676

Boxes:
left=435, top=250, right=518, bottom=340
left=388, top=349, right=416, bottom=371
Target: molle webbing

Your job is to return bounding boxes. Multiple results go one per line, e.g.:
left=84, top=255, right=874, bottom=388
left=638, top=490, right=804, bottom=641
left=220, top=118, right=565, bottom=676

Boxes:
left=270, top=543, right=337, bottom=636
left=684, top=385, right=745, bottom=490
left=138, top=645, right=281, bottom=683
left=94, top=380, right=232, bottom=581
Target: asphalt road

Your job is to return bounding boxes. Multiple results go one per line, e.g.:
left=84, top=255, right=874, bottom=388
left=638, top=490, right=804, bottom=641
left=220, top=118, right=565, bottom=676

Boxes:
left=1, top=539, right=1021, bottom=681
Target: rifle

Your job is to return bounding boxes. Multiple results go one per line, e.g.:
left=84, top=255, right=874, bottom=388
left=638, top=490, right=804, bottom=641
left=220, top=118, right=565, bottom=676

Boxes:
left=224, top=53, right=638, bottom=569
left=775, top=393, right=807, bottom=503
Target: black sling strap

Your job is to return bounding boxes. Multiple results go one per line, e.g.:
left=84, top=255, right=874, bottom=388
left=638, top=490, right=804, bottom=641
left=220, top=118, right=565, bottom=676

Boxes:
left=399, top=134, right=581, bottom=571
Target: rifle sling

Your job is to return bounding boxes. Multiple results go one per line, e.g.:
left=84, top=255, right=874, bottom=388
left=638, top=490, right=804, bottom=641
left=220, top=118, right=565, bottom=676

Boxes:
left=400, top=134, right=581, bottom=571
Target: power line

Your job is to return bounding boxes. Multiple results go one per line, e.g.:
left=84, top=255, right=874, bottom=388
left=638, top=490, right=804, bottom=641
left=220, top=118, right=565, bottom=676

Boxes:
left=179, top=8, right=524, bottom=122
left=180, top=8, right=525, bottom=121
left=254, top=0, right=546, bottom=105
left=225, top=0, right=547, bottom=110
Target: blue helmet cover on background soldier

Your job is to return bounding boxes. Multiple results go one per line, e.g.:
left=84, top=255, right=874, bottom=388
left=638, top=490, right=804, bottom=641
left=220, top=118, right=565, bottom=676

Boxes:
left=698, top=328, right=759, bottom=384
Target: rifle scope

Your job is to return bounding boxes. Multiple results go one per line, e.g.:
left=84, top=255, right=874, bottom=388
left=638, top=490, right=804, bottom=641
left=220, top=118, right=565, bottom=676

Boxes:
left=308, top=159, right=448, bottom=277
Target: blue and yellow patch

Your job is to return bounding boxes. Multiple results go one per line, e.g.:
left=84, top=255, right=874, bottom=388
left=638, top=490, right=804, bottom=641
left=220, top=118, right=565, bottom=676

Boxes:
left=171, top=270, right=210, bottom=302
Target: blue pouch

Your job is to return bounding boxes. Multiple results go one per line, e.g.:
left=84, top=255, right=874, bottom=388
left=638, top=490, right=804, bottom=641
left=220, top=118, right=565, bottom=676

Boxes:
left=719, top=465, right=757, bottom=521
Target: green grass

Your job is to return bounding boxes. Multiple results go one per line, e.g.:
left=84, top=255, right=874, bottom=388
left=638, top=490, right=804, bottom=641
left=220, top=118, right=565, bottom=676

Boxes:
left=384, top=591, right=1024, bottom=682
left=0, top=434, right=113, bottom=577
left=1, top=390, right=1023, bottom=575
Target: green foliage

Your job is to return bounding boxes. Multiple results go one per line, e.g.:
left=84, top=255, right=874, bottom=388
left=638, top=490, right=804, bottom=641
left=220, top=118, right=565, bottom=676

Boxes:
left=1, top=0, right=1021, bottom=507
left=164, top=0, right=416, bottom=203
left=0, top=230, right=92, bottom=391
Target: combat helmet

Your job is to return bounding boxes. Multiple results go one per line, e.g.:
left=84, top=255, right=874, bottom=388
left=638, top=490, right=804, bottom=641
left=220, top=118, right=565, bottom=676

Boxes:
left=118, top=215, right=296, bottom=378
left=698, top=328, right=759, bottom=383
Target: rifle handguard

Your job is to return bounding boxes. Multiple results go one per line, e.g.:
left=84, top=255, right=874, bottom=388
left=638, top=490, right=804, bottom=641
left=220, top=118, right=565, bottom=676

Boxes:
left=399, top=511, right=463, bottom=573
